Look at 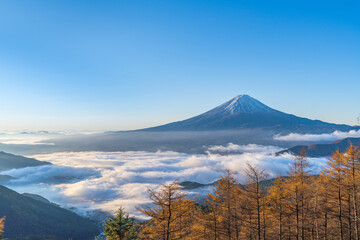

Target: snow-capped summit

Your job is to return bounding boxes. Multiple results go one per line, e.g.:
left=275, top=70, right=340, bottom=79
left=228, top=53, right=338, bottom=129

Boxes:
left=138, top=94, right=357, bottom=133
left=215, top=94, right=274, bottom=114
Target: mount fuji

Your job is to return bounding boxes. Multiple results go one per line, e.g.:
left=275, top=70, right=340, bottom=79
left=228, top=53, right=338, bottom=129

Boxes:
left=41, top=94, right=359, bottom=154
left=140, top=94, right=356, bottom=134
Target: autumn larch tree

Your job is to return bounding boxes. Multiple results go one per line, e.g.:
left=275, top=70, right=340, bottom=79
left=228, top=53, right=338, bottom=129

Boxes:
left=201, top=170, right=243, bottom=240
left=137, top=180, right=195, bottom=240
left=344, top=144, right=360, bottom=240
left=268, top=175, right=291, bottom=240
left=322, top=149, right=347, bottom=240
left=244, top=163, right=268, bottom=240
left=287, top=149, right=312, bottom=240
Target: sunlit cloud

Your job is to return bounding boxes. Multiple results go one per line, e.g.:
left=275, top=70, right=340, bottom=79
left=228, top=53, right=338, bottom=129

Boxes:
left=208, top=143, right=283, bottom=153
left=274, top=130, right=360, bottom=142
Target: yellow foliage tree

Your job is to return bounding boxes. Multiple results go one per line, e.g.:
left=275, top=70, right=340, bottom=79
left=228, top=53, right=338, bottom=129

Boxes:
left=286, top=149, right=312, bottom=239
left=322, top=149, right=347, bottom=240
left=191, top=170, right=244, bottom=240
left=243, top=163, right=268, bottom=240
left=137, top=180, right=195, bottom=240
left=0, top=217, right=5, bottom=239
left=267, top=175, right=291, bottom=239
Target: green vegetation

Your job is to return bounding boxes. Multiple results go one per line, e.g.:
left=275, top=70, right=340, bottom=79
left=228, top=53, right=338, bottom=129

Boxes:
left=96, top=207, right=137, bottom=240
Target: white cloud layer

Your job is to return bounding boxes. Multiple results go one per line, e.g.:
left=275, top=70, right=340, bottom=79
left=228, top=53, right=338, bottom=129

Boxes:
left=0, top=145, right=327, bottom=218
left=0, top=133, right=55, bottom=145
left=0, top=130, right=102, bottom=145
left=208, top=143, right=283, bottom=153
left=274, top=130, right=360, bottom=142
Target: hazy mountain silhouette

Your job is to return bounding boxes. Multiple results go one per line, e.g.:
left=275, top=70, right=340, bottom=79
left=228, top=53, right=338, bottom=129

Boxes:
left=0, top=151, right=50, bottom=171
left=277, top=137, right=360, bottom=157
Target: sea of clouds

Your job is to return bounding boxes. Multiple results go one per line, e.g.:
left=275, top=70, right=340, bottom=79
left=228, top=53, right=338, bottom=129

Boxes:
left=0, top=144, right=327, bottom=218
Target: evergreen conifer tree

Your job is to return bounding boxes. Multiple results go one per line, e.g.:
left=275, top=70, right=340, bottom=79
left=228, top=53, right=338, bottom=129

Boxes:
left=97, top=207, right=137, bottom=240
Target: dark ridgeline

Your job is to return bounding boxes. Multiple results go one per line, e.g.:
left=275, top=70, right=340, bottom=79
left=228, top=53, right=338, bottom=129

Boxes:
left=278, top=137, right=360, bottom=157
left=0, top=185, right=99, bottom=240
left=0, top=151, right=50, bottom=171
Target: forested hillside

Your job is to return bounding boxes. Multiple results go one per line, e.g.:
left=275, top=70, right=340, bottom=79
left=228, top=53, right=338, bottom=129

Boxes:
left=0, top=185, right=99, bottom=240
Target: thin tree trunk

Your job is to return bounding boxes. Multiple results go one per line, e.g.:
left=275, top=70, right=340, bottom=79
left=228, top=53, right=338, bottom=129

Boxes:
left=263, top=208, right=266, bottom=240
left=301, top=177, right=305, bottom=240
left=348, top=193, right=352, bottom=240
left=338, top=179, right=344, bottom=240
left=288, top=215, right=291, bottom=240
left=314, top=193, right=319, bottom=240
left=301, top=195, right=305, bottom=240
left=296, top=185, right=300, bottom=240
left=166, top=194, right=172, bottom=240
left=257, top=183, right=261, bottom=240
left=352, top=154, right=359, bottom=240
left=279, top=205, right=283, bottom=240
left=324, top=212, right=328, bottom=240
left=228, top=195, right=231, bottom=240
left=214, top=211, right=217, bottom=240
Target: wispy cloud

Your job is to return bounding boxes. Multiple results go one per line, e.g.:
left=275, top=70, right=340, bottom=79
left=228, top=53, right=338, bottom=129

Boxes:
left=0, top=134, right=55, bottom=145
left=0, top=130, right=102, bottom=145
left=208, top=143, right=283, bottom=153
left=0, top=147, right=326, bottom=218
left=274, top=130, right=360, bottom=142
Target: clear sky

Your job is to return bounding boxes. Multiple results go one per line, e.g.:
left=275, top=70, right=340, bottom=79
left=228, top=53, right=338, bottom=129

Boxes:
left=0, top=0, right=359, bottom=131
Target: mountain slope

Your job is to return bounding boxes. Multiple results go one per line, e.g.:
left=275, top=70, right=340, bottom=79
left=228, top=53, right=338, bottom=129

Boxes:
left=139, top=95, right=357, bottom=134
left=277, top=137, right=360, bottom=157
left=0, top=151, right=50, bottom=171
left=0, top=185, right=99, bottom=240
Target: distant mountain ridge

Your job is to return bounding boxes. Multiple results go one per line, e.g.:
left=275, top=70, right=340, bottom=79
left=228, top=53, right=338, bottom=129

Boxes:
left=139, top=95, right=358, bottom=134
left=0, top=151, right=50, bottom=171
left=277, top=137, right=360, bottom=157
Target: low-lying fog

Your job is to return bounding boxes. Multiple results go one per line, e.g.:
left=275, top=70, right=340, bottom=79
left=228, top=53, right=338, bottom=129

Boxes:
left=2, top=129, right=359, bottom=156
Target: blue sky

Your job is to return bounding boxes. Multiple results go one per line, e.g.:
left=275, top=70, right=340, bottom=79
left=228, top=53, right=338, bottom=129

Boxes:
left=0, top=0, right=359, bottom=131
